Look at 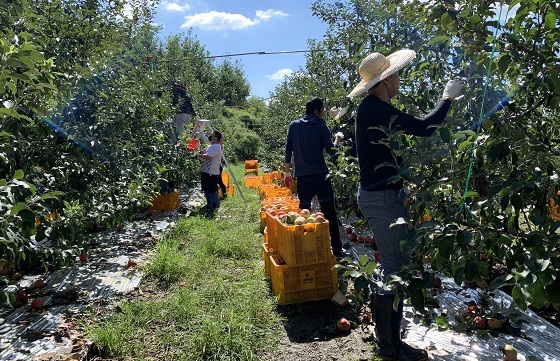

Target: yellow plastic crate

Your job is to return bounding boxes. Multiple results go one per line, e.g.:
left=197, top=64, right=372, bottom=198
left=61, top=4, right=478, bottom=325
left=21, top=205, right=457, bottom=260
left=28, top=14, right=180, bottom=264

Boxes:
left=262, top=173, right=273, bottom=185
left=275, top=218, right=332, bottom=265
left=270, top=255, right=338, bottom=305
left=257, top=184, right=281, bottom=199
left=221, top=172, right=230, bottom=187
left=244, top=175, right=262, bottom=188
left=262, top=243, right=276, bottom=279
left=261, top=197, right=300, bottom=209
left=263, top=188, right=292, bottom=200
left=148, top=190, right=180, bottom=211
left=264, top=212, right=279, bottom=251
left=245, top=160, right=259, bottom=175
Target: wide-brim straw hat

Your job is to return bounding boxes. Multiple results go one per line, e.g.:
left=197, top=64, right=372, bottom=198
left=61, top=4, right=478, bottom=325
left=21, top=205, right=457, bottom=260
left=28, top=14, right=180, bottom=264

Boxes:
left=347, top=49, right=416, bottom=98
left=328, top=106, right=348, bottom=120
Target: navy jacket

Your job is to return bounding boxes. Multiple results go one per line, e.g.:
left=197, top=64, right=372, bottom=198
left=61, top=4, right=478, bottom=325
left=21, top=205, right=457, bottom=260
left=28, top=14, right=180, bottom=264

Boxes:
left=284, top=114, right=336, bottom=177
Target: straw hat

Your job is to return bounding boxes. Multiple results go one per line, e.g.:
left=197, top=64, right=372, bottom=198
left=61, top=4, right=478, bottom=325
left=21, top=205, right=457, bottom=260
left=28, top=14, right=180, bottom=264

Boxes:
left=347, top=49, right=416, bottom=98
left=328, top=106, right=348, bottom=120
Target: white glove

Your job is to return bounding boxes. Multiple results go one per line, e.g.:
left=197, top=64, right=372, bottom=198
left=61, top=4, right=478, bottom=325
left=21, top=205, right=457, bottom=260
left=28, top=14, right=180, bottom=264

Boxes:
left=442, top=79, right=465, bottom=100
left=335, top=132, right=344, bottom=140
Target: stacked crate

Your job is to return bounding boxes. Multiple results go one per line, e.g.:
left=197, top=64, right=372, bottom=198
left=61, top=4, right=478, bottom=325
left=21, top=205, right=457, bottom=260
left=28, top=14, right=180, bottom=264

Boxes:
left=259, top=194, right=338, bottom=305
left=218, top=171, right=235, bottom=199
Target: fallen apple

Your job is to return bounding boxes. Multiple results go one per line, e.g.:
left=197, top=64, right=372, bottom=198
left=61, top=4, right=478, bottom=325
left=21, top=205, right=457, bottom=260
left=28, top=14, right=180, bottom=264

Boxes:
left=433, top=276, right=442, bottom=289
left=12, top=272, right=23, bottom=280
left=474, top=316, right=487, bottom=329
left=357, top=236, right=365, bottom=243
left=31, top=298, right=44, bottom=310
left=336, top=318, right=351, bottom=332
left=345, top=226, right=353, bottom=234
left=15, top=291, right=29, bottom=305
left=79, top=253, right=88, bottom=262
left=349, top=232, right=358, bottom=241
left=487, top=317, right=502, bottom=330
left=502, top=344, right=517, bottom=361
left=33, top=278, right=46, bottom=289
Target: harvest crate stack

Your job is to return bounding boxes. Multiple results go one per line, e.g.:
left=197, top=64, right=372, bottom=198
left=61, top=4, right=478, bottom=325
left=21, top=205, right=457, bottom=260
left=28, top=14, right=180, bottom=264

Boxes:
left=259, top=191, right=339, bottom=305
left=218, top=171, right=235, bottom=199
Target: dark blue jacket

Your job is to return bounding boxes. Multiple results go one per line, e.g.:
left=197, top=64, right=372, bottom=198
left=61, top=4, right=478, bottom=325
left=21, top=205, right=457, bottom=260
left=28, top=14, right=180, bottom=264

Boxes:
left=284, top=114, right=336, bottom=177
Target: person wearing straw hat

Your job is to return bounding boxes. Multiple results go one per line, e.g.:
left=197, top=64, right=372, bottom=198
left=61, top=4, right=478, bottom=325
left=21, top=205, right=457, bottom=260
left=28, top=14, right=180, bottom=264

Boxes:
left=284, top=97, right=345, bottom=257
left=350, top=49, right=464, bottom=361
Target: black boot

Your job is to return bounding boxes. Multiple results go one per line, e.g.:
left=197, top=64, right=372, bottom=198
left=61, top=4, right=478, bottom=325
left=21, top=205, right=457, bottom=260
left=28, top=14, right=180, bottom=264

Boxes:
left=373, top=294, right=428, bottom=361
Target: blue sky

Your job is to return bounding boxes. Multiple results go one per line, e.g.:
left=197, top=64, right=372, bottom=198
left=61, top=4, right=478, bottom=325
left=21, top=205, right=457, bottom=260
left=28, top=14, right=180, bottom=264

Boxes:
left=152, top=1, right=330, bottom=99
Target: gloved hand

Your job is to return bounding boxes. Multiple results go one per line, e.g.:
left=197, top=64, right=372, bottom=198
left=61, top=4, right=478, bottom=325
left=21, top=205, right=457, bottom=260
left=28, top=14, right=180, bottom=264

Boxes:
left=284, top=172, right=293, bottom=188
left=335, top=132, right=344, bottom=141
left=442, top=79, right=465, bottom=100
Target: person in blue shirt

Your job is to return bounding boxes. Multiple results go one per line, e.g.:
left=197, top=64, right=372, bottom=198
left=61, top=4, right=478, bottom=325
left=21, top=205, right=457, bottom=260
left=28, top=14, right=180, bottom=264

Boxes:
left=284, top=97, right=344, bottom=257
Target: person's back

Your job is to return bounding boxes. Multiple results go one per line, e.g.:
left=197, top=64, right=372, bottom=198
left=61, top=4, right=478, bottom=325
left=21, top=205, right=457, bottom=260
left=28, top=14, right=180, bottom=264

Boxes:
left=286, top=114, right=334, bottom=177
left=284, top=97, right=344, bottom=257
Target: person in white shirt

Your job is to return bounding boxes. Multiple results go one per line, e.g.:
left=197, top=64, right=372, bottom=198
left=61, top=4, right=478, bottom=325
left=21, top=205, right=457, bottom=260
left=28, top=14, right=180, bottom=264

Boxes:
left=199, top=130, right=223, bottom=211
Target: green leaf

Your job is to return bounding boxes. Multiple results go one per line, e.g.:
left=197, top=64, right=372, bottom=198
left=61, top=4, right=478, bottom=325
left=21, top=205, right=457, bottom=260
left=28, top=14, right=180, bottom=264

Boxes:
left=438, top=236, right=455, bottom=259
left=410, top=288, right=425, bottom=312
left=428, top=35, right=451, bottom=45
left=9, top=202, right=27, bottom=216
left=14, top=169, right=24, bottom=180
left=511, top=286, right=528, bottom=310
left=435, top=315, right=449, bottom=329
left=498, top=55, right=511, bottom=73
left=464, top=259, right=480, bottom=281
left=544, top=13, right=556, bottom=30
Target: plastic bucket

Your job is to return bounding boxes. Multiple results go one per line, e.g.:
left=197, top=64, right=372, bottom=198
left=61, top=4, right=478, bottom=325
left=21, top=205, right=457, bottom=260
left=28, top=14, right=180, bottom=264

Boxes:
left=186, top=138, right=200, bottom=151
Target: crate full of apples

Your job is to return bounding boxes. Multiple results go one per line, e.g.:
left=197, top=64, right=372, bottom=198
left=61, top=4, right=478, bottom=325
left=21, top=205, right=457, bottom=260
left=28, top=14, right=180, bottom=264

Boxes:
left=275, top=209, right=332, bottom=265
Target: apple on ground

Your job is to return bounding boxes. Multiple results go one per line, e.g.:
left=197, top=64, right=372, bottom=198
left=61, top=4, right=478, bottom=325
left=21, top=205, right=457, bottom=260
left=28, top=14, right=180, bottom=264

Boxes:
left=15, top=291, right=29, bottom=305
left=345, top=226, right=353, bottom=234
left=502, top=344, right=517, bottom=361
left=336, top=318, right=351, bottom=332
left=474, top=316, right=487, bottom=329
left=487, top=317, right=502, bottom=330
left=34, top=278, right=46, bottom=289
left=349, top=232, right=358, bottom=241
left=357, top=236, right=365, bottom=243
left=79, top=253, right=88, bottom=262
left=31, top=298, right=44, bottom=310
left=433, top=276, right=442, bottom=288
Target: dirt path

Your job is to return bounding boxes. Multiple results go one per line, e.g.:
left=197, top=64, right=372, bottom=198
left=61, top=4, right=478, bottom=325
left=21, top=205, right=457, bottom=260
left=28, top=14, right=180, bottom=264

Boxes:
left=260, top=300, right=378, bottom=361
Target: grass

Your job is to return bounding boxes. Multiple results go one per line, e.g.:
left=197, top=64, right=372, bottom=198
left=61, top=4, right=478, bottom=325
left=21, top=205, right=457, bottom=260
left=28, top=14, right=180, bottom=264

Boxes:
left=87, top=164, right=282, bottom=360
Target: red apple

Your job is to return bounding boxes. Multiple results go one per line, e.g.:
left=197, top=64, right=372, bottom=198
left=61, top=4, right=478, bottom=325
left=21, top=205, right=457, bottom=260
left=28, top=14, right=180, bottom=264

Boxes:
left=31, top=298, right=44, bottom=310
left=433, top=276, right=442, bottom=288
left=357, top=236, right=365, bottom=243
left=33, top=278, right=46, bottom=289
left=345, top=226, right=353, bottom=234
left=275, top=257, right=286, bottom=265
left=79, top=253, right=88, bottom=262
left=474, top=316, right=487, bottom=329
left=15, top=291, right=28, bottom=305
left=336, top=318, right=351, bottom=332
left=349, top=232, right=358, bottom=241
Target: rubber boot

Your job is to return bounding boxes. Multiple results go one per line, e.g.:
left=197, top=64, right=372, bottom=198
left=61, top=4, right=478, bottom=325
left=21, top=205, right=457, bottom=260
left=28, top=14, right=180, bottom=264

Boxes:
left=373, top=294, right=428, bottom=361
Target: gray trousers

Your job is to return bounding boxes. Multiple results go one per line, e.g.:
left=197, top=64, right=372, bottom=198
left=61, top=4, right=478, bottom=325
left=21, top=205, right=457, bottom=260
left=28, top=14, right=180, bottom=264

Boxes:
left=171, top=113, right=191, bottom=143
left=357, top=188, right=411, bottom=295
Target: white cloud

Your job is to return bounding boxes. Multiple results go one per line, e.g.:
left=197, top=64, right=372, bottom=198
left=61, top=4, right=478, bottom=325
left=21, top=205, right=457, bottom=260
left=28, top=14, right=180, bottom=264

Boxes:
left=161, top=1, right=191, bottom=13
left=181, top=11, right=257, bottom=30
left=256, top=9, right=289, bottom=21
left=180, top=9, right=289, bottom=31
left=267, top=68, right=293, bottom=81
